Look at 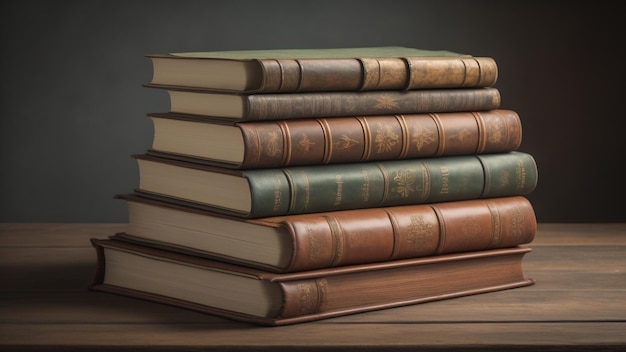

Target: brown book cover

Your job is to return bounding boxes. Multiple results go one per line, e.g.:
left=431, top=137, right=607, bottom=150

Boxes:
left=145, top=46, right=498, bottom=93
left=114, top=193, right=537, bottom=273
left=90, top=238, right=533, bottom=326
left=155, top=86, right=501, bottom=121
left=147, top=109, right=523, bottom=169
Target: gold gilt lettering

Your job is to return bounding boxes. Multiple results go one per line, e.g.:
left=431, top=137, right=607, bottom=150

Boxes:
left=517, top=160, right=527, bottom=190
left=334, top=174, right=343, bottom=206
left=361, top=169, right=370, bottom=202
left=440, top=166, right=449, bottom=194
left=303, top=173, right=311, bottom=210
left=273, top=177, right=282, bottom=211
left=499, top=170, right=510, bottom=187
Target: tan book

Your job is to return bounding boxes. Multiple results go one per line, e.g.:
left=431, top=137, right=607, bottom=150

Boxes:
left=114, top=193, right=537, bottom=273
left=146, top=46, right=498, bottom=93
left=147, top=109, right=523, bottom=169
left=90, top=238, right=533, bottom=326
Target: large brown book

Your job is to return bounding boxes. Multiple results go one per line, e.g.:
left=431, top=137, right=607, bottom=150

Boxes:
left=146, top=46, right=498, bottom=93
left=156, top=87, right=501, bottom=121
left=90, top=238, right=533, bottom=326
left=114, top=193, right=537, bottom=273
left=147, top=109, right=522, bottom=169
left=132, top=151, right=538, bottom=218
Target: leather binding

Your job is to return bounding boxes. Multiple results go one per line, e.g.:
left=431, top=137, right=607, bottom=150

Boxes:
left=114, top=193, right=537, bottom=272
left=90, top=238, right=534, bottom=326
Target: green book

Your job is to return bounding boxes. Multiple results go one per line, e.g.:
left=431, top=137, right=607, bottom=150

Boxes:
left=133, top=151, right=537, bottom=218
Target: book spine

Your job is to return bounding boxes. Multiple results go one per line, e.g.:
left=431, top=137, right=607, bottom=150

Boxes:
left=245, top=151, right=537, bottom=217
left=244, top=88, right=501, bottom=120
left=277, top=196, right=536, bottom=272
left=277, top=248, right=530, bottom=320
left=246, top=169, right=292, bottom=217
left=239, top=110, right=522, bottom=168
left=257, top=57, right=497, bottom=92
left=477, top=152, right=538, bottom=197
left=404, top=57, right=498, bottom=89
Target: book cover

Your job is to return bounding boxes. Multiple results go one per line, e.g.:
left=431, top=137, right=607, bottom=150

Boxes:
left=146, top=46, right=497, bottom=93
left=90, top=238, right=534, bottom=326
left=132, top=151, right=538, bottom=218
left=147, top=109, right=523, bottom=169
left=114, top=193, right=537, bottom=273
left=159, top=87, right=501, bottom=121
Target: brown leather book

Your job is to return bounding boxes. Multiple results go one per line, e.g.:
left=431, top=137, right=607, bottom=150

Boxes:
left=147, top=109, right=522, bottom=169
left=113, top=193, right=537, bottom=273
left=145, top=46, right=498, bottom=93
left=90, top=237, right=533, bottom=326
left=156, top=86, right=501, bottom=121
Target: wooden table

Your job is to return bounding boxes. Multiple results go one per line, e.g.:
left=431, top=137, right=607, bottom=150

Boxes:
left=1, top=223, right=625, bottom=351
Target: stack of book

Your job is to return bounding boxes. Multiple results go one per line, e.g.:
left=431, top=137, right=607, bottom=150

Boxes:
left=90, top=47, right=539, bottom=326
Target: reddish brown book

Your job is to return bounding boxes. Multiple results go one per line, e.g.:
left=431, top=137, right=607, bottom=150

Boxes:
left=145, top=46, right=498, bottom=93
left=90, top=237, right=533, bottom=326
left=113, top=193, right=536, bottom=273
left=147, top=109, right=522, bottom=169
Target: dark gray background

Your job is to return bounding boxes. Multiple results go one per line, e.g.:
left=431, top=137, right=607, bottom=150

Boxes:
left=1, top=0, right=623, bottom=223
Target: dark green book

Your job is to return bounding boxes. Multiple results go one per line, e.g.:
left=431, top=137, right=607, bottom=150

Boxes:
left=133, top=151, right=538, bottom=218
